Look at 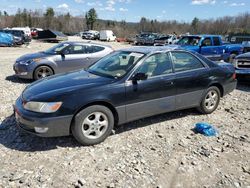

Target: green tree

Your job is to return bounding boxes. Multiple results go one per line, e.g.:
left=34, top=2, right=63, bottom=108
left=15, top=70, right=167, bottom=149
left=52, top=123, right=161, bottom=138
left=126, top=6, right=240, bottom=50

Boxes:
left=44, top=7, right=54, bottom=29
left=191, top=17, right=199, bottom=33
left=85, top=8, right=98, bottom=30
left=3, top=11, right=8, bottom=16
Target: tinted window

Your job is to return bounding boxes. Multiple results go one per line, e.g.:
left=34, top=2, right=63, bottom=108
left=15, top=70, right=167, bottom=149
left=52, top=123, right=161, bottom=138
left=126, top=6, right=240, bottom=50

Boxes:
left=213, top=37, right=220, bottom=46
left=202, top=38, right=212, bottom=46
left=171, top=52, right=204, bottom=72
left=136, top=53, right=172, bottom=78
left=91, top=46, right=105, bottom=53
left=177, top=36, right=201, bottom=46
left=66, top=45, right=90, bottom=54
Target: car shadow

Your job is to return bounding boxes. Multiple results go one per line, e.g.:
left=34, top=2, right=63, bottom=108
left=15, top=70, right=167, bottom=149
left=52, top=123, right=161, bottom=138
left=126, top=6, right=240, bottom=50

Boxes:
left=236, top=82, right=250, bottom=92
left=0, top=109, right=199, bottom=152
left=5, top=75, right=33, bottom=84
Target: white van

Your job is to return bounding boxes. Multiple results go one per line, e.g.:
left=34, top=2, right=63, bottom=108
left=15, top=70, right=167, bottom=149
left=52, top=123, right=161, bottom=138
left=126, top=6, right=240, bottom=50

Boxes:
left=99, top=30, right=116, bottom=41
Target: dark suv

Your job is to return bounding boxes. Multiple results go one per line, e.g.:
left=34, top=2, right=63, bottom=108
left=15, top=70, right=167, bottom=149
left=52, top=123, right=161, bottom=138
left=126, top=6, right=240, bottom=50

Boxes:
left=14, top=46, right=237, bottom=145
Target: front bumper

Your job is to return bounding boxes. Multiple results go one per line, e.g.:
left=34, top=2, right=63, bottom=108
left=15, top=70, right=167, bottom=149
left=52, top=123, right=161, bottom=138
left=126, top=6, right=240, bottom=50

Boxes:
left=235, top=69, right=250, bottom=80
left=14, top=97, right=73, bottom=137
left=13, top=63, right=34, bottom=79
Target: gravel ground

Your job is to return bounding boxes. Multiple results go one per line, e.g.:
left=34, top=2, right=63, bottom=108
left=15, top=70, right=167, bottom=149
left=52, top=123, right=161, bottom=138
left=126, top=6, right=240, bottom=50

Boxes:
left=0, top=37, right=249, bottom=188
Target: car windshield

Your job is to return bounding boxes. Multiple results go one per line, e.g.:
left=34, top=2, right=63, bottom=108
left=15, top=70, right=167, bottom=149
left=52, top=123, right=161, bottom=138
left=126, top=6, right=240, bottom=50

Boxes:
left=44, top=43, right=70, bottom=54
left=88, top=51, right=145, bottom=79
left=177, top=36, right=201, bottom=46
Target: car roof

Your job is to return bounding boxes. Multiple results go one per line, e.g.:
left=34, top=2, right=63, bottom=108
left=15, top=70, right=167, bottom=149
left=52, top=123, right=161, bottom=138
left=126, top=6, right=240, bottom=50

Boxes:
left=61, top=41, right=112, bottom=48
left=184, top=35, right=221, bottom=38
left=119, top=46, right=181, bottom=54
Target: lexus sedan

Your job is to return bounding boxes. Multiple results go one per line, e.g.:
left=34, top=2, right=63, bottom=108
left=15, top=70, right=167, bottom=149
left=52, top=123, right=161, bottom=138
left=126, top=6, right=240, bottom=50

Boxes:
left=14, top=46, right=237, bottom=145
left=13, top=42, right=113, bottom=80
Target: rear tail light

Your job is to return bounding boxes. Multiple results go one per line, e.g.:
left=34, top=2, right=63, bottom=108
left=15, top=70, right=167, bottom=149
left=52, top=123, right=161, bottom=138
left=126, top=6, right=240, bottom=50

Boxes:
left=233, top=72, right=236, bottom=80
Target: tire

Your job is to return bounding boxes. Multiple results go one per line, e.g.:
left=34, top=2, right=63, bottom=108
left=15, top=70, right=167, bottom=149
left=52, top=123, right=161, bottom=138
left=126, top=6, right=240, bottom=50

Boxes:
left=229, top=53, right=237, bottom=63
left=72, top=105, right=114, bottom=146
left=198, top=86, right=220, bottom=114
left=34, top=66, right=54, bottom=80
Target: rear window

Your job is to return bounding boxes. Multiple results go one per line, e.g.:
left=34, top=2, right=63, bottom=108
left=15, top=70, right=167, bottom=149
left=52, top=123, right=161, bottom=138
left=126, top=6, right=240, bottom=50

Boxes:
left=213, top=37, right=221, bottom=46
left=91, top=46, right=105, bottom=53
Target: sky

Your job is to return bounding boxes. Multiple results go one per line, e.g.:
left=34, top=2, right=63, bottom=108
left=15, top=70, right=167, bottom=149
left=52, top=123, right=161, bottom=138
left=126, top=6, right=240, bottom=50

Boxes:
left=1, top=0, right=249, bottom=22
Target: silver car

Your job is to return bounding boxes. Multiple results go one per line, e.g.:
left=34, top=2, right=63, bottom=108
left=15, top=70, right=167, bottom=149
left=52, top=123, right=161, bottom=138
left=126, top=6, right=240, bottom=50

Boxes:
left=13, top=42, right=113, bottom=80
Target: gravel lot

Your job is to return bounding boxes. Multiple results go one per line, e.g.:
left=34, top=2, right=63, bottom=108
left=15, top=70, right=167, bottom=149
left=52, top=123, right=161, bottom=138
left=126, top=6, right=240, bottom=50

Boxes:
left=0, top=37, right=249, bottom=188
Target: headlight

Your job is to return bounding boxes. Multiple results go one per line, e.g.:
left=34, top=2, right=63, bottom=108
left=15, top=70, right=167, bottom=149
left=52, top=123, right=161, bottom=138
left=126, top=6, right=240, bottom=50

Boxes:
left=19, top=58, right=41, bottom=65
left=232, top=59, right=237, bottom=67
left=23, top=101, right=62, bottom=113
left=19, top=60, right=32, bottom=65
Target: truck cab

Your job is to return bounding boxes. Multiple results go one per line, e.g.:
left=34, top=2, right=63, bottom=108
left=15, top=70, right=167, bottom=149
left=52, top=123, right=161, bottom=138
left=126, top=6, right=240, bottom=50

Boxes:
left=177, top=35, right=243, bottom=62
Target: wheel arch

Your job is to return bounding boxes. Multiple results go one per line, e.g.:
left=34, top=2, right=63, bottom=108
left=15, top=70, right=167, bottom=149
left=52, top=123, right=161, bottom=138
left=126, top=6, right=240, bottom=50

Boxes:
left=70, top=101, right=119, bottom=133
left=208, top=82, right=224, bottom=97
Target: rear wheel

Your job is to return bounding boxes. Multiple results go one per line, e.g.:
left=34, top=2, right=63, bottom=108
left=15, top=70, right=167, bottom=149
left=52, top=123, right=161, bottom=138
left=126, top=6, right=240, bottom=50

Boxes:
left=34, top=66, right=54, bottom=80
left=72, top=105, right=114, bottom=146
left=198, top=86, right=220, bottom=114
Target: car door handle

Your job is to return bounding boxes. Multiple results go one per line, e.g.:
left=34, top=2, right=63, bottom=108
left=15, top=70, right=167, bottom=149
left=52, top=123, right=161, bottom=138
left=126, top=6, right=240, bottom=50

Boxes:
left=165, top=81, right=174, bottom=86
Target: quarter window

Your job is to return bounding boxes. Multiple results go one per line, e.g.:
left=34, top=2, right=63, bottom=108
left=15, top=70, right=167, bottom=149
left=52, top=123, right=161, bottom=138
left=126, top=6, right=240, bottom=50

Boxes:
left=136, top=53, right=172, bottom=78
left=171, top=52, right=204, bottom=72
left=213, top=37, right=221, bottom=46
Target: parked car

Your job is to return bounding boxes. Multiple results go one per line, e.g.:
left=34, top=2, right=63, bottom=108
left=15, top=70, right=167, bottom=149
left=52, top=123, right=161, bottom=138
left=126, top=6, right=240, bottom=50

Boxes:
left=176, top=35, right=244, bottom=62
left=0, top=29, right=30, bottom=44
left=13, top=42, right=113, bottom=80
left=31, top=28, right=43, bottom=38
left=12, top=27, right=32, bottom=38
left=82, top=30, right=99, bottom=40
left=135, top=33, right=159, bottom=46
left=0, top=32, right=13, bottom=46
left=99, top=30, right=116, bottom=41
left=14, top=46, right=237, bottom=145
left=233, top=52, right=250, bottom=80
left=242, top=41, right=250, bottom=53
left=154, top=34, right=178, bottom=46
left=12, top=27, right=32, bottom=42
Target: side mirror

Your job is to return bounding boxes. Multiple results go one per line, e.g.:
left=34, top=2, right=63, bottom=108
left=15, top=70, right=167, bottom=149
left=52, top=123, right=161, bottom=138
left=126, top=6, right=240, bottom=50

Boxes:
left=132, top=72, right=148, bottom=83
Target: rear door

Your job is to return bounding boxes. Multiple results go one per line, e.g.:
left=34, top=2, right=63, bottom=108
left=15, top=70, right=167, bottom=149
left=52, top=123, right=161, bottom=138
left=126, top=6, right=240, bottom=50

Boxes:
left=212, top=36, right=225, bottom=60
left=125, top=52, right=176, bottom=122
left=171, top=51, right=210, bottom=110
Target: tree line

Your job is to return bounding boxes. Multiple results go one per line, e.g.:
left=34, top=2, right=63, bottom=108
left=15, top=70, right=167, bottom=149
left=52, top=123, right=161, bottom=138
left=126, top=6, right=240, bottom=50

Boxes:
left=0, top=8, right=250, bottom=37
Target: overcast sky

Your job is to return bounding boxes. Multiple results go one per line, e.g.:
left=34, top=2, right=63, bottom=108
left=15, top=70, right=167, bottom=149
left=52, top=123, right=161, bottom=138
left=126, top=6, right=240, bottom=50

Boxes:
left=1, top=0, right=249, bottom=22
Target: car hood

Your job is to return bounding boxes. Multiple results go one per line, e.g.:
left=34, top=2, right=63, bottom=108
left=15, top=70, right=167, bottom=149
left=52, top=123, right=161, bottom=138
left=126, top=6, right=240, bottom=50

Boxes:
left=16, top=52, right=51, bottom=63
left=22, top=70, right=115, bottom=101
left=236, top=52, right=250, bottom=59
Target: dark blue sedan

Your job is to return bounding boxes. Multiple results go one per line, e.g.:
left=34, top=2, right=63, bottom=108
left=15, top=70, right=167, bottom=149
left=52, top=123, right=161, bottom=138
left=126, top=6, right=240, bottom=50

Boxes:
left=14, top=46, right=237, bottom=145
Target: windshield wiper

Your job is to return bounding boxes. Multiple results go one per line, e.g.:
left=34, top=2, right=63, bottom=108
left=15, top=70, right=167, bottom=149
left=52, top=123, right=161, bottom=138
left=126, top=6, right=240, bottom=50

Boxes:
left=87, top=69, right=116, bottom=79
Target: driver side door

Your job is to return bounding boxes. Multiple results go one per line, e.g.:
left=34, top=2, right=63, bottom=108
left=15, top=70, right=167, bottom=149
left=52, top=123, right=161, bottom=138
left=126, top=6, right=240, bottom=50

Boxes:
left=125, top=53, right=176, bottom=122
left=55, top=44, right=93, bottom=73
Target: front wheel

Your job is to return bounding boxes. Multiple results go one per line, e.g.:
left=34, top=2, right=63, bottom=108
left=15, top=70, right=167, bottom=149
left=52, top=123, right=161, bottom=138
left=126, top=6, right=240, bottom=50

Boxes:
left=34, top=66, right=54, bottom=80
left=72, top=105, right=114, bottom=146
left=198, top=86, right=220, bottom=114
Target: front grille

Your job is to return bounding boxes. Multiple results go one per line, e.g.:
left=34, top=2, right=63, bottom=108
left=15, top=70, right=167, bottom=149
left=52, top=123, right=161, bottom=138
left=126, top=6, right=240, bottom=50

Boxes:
left=237, top=59, right=250, bottom=69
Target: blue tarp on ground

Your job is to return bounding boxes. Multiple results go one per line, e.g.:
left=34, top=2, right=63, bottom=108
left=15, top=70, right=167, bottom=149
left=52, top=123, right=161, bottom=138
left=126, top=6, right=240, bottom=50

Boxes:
left=0, top=32, right=14, bottom=46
